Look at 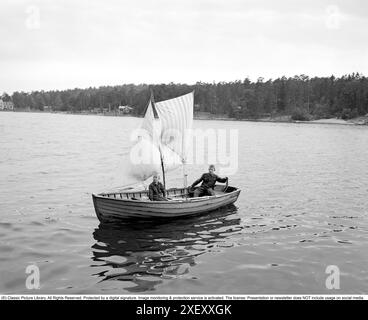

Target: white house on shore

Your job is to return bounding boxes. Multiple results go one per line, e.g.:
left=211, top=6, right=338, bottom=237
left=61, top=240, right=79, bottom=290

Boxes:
left=118, top=105, right=133, bottom=114
left=0, top=99, right=14, bottom=111
left=43, top=105, right=53, bottom=112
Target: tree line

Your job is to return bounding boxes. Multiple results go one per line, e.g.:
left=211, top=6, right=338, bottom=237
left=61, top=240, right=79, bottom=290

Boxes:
left=4, top=73, right=368, bottom=120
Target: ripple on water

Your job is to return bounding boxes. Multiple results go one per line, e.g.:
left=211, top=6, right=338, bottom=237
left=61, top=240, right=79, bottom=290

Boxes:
left=0, top=244, right=15, bottom=253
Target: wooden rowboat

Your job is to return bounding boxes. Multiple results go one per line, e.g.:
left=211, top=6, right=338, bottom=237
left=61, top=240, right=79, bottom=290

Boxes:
left=92, top=185, right=241, bottom=221
left=92, top=92, right=241, bottom=222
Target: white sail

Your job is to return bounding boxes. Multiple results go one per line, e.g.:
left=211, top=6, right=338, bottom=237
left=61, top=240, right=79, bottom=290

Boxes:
left=155, top=91, right=194, bottom=162
left=141, top=100, right=156, bottom=138
left=127, top=137, right=182, bottom=181
left=126, top=100, right=182, bottom=182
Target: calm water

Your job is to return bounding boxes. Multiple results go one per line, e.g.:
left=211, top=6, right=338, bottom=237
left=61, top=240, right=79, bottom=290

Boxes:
left=0, top=112, right=367, bottom=294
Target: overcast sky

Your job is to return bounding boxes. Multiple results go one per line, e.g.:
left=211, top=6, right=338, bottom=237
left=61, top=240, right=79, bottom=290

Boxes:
left=1, top=0, right=367, bottom=93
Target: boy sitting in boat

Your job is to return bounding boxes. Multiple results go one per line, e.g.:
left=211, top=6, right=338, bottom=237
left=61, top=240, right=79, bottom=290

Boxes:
left=149, top=174, right=168, bottom=201
left=190, top=165, right=228, bottom=197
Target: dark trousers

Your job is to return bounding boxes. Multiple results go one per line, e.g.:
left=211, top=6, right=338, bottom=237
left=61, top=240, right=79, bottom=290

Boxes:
left=193, top=186, right=215, bottom=197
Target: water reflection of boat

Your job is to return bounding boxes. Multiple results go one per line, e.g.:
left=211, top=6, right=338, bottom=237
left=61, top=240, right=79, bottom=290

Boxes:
left=91, top=205, right=242, bottom=292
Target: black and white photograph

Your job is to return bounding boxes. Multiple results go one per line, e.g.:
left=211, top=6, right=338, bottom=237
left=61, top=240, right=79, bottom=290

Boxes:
left=0, top=0, right=367, bottom=303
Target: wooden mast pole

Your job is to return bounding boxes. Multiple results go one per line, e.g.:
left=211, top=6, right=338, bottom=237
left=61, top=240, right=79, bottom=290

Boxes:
left=150, top=89, right=166, bottom=190
left=183, top=90, right=195, bottom=191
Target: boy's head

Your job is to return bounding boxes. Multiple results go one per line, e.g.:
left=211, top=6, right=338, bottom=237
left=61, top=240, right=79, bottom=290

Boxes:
left=208, top=164, right=215, bottom=174
left=153, top=174, right=159, bottom=183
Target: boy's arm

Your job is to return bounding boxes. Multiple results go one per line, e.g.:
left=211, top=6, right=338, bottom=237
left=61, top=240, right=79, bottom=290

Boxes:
left=148, top=185, right=154, bottom=200
left=191, top=174, right=204, bottom=188
left=216, top=175, right=228, bottom=183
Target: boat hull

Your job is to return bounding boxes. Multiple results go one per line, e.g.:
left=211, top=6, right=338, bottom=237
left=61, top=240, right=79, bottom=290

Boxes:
left=92, top=186, right=240, bottom=221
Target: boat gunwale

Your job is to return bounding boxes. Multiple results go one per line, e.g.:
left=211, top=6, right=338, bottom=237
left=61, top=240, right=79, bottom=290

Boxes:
left=92, top=186, right=240, bottom=204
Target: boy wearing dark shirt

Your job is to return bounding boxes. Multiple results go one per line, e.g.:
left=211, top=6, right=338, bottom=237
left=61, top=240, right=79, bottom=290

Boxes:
left=148, top=175, right=167, bottom=201
left=191, top=165, right=228, bottom=197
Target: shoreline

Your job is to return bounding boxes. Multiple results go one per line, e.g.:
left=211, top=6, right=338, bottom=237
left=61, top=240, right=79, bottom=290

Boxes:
left=4, top=109, right=368, bottom=126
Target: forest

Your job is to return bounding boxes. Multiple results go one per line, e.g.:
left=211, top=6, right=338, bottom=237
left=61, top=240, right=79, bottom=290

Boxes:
left=4, top=73, right=368, bottom=120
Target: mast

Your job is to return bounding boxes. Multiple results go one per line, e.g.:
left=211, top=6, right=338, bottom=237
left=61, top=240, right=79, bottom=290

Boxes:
left=150, top=89, right=166, bottom=190
left=183, top=161, right=188, bottom=189
left=183, top=90, right=194, bottom=190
